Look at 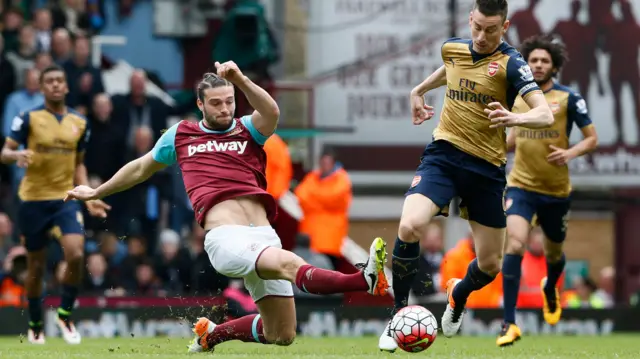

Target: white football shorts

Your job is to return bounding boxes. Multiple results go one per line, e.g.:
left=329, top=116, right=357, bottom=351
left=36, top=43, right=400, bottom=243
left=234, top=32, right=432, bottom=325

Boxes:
left=204, top=225, right=294, bottom=302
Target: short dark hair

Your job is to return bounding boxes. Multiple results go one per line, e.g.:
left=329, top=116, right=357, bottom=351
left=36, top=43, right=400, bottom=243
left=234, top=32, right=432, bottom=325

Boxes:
left=474, top=0, right=509, bottom=20
left=39, top=64, right=65, bottom=83
left=196, top=72, right=232, bottom=101
left=520, top=34, right=569, bottom=73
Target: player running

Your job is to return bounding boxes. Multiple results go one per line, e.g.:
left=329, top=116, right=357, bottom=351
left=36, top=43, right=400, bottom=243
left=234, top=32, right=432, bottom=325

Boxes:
left=378, top=0, right=555, bottom=351
left=65, top=61, right=389, bottom=352
left=497, top=34, right=598, bottom=347
left=0, top=65, right=111, bottom=345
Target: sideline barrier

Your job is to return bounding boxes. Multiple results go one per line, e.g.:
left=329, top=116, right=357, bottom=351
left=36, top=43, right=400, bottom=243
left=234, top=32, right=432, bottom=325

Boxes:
left=0, top=297, right=630, bottom=338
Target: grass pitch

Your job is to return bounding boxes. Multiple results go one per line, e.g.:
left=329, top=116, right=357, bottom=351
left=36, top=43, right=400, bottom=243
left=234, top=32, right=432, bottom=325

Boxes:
left=1, top=335, right=639, bottom=358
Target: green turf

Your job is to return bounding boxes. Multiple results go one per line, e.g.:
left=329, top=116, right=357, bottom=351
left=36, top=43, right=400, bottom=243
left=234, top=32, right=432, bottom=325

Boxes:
left=0, top=336, right=639, bottom=358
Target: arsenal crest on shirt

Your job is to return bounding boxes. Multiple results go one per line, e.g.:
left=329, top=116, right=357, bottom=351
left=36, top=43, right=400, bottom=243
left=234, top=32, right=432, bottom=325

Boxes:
left=488, top=62, right=499, bottom=77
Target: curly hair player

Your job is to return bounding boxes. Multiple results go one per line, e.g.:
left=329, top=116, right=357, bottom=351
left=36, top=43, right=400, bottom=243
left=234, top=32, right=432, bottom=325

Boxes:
left=497, top=34, right=598, bottom=347
left=65, top=61, right=390, bottom=352
left=378, top=0, right=555, bottom=351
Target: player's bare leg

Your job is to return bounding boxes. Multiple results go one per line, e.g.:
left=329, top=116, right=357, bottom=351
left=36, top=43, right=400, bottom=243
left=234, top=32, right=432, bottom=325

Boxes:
left=541, top=236, right=565, bottom=325
left=26, top=250, right=47, bottom=344
left=191, top=297, right=296, bottom=352
left=379, top=193, right=440, bottom=352
left=56, top=234, right=85, bottom=344
left=189, top=238, right=388, bottom=353
left=497, top=215, right=529, bottom=347
left=443, top=221, right=504, bottom=337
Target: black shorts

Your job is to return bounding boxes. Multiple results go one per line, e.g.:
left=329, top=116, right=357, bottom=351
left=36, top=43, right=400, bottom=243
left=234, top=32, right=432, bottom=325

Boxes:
left=406, top=140, right=507, bottom=228
left=505, top=187, right=571, bottom=243
left=18, top=200, right=84, bottom=251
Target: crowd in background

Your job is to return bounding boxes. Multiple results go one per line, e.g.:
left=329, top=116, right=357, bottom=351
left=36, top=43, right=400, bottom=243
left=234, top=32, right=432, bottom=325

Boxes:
left=0, top=0, right=628, bottom=310
left=0, top=0, right=357, bottom=305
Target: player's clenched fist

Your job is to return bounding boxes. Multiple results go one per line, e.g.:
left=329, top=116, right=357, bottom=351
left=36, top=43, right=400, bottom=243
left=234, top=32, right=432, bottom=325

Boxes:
left=410, top=92, right=435, bottom=125
left=484, top=102, right=523, bottom=128
left=215, top=61, right=244, bottom=84
left=15, top=149, right=33, bottom=168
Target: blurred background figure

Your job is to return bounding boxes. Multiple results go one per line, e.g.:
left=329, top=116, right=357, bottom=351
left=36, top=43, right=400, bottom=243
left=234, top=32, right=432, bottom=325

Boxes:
left=565, top=276, right=605, bottom=309
left=439, top=233, right=503, bottom=308
left=295, top=149, right=352, bottom=269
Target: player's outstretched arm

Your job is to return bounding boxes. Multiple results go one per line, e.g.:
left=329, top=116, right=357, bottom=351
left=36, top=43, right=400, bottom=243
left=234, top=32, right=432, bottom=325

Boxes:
left=67, top=121, right=178, bottom=202
left=65, top=153, right=167, bottom=202
left=216, top=61, right=280, bottom=137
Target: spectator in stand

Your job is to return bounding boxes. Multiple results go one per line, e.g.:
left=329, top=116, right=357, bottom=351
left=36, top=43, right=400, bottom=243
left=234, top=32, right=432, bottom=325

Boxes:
left=1, top=7, right=24, bottom=54
left=51, top=27, right=72, bottom=64
left=6, top=24, right=37, bottom=87
left=94, top=230, right=127, bottom=271
left=121, top=126, right=172, bottom=251
left=2, top=68, right=44, bottom=191
left=153, top=229, right=191, bottom=294
left=86, top=0, right=106, bottom=33
left=516, top=227, right=564, bottom=309
left=118, top=234, right=148, bottom=288
left=86, top=94, right=125, bottom=182
left=594, top=266, right=615, bottom=308
left=264, top=133, right=292, bottom=202
left=129, top=259, right=164, bottom=296
left=439, top=234, right=503, bottom=308
left=51, top=0, right=92, bottom=36
left=82, top=252, right=121, bottom=296
left=111, top=70, right=184, bottom=144
left=0, top=252, right=27, bottom=307
left=33, top=51, right=52, bottom=70
left=85, top=94, right=127, bottom=232
left=263, top=132, right=295, bottom=250
left=565, top=276, right=605, bottom=308
left=63, top=34, right=104, bottom=113
left=411, top=222, right=444, bottom=298
left=33, top=8, right=53, bottom=52
left=0, top=35, right=17, bottom=125
left=2, top=68, right=44, bottom=136
left=295, top=149, right=352, bottom=269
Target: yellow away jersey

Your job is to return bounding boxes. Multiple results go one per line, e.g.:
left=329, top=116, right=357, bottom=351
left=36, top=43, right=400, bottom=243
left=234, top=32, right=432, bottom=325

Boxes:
left=7, top=105, right=89, bottom=201
left=508, top=82, right=593, bottom=197
left=434, top=38, right=542, bottom=166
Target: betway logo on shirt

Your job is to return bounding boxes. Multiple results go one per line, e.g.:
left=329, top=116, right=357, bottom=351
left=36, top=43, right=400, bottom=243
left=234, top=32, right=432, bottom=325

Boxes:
left=188, top=140, right=248, bottom=156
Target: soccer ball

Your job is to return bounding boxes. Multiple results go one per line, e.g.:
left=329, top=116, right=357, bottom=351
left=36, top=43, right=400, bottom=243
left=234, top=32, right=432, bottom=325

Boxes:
left=389, top=305, right=438, bottom=353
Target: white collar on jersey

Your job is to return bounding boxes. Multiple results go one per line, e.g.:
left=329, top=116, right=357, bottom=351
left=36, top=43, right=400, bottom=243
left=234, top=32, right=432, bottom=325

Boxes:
left=198, top=119, right=237, bottom=134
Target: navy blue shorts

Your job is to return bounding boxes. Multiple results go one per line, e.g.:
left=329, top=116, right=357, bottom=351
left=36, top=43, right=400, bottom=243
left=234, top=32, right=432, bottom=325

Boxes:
left=505, top=187, right=571, bottom=243
left=406, top=140, right=507, bottom=228
left=18, top=200, right=84, bottom=252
